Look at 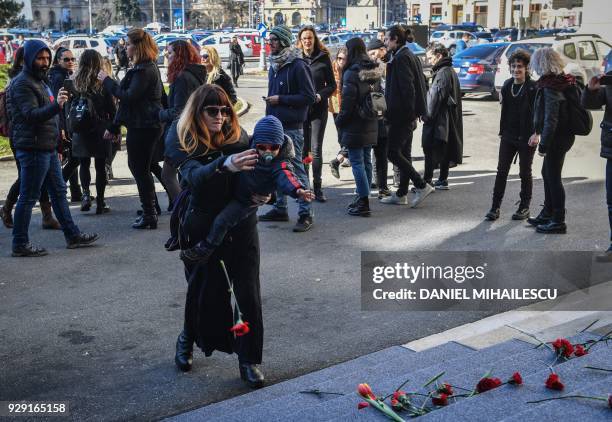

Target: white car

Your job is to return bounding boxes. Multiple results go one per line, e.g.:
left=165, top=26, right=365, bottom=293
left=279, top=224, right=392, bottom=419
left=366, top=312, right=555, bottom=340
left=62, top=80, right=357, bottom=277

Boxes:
left=430, top=30, right=486, bottom=55
left=199, top=34, right=252, bottom=59
left=53, top=36, right=109, bottom=60
left=494, top=33, right=612, bottom=92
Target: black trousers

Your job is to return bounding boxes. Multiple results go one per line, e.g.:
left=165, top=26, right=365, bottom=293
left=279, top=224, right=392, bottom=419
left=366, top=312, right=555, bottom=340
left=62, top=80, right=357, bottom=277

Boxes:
left=126, top=127, right=163, bottom=215
left=387, top=121, right=425, bottom=194
left=303, top=112, right=328, bottom=186
left=80, top=157, right=107, bottom=201
left=423, top=146, right=450, bottom=184
left=491, top=139, right=536, bottom=209
left=541, top=148, right=567, bottom=220
left=606, top=159, right=611, bottom=242
left=62, top=157, right=82, bottom=198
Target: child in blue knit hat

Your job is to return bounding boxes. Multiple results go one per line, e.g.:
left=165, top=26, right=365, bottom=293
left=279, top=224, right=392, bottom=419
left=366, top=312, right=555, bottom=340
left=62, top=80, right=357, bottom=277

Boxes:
left=181, top=115, right=314, bottom=263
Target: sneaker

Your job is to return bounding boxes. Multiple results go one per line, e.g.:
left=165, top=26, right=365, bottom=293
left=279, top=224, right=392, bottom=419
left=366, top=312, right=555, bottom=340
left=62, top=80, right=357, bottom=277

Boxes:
left=346, top=194, right=360, bottom=210
left=434, top=179, right=449, bottom=190
left=380, top=192, right=408, bottom=205
left=66, top=232, right=99, bottom=249
left=485, top=208, right=500, bottom=221
left=258, top=208, right=289, bottom=222
left=411, top=184, right=434, bottom=208
left=293, top=215, right=313, bottom=232
left=378, top=188, right=391, bottom=199
left=341, top=159, right=351, bottom=168
left=512, top=207, right=530, bottom=220
left=329, top=159, right=340, bottom=179
left=12, top=243, right=48, bottom=257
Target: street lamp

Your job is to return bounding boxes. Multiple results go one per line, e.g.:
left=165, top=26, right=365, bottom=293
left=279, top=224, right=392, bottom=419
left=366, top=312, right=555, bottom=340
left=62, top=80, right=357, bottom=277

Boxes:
left=88, top=0, right=92, bottom=34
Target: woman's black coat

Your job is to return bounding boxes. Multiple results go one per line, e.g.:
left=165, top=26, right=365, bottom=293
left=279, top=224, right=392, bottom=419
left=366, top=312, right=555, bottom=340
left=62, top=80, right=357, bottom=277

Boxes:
left=304, top=49, right=336, bottom=119
left=159, top=63, right=207, bottom=124
left=71, top=88, right=118, bottom=159
left=213, top=68, right=238, bottom=104
left=534, top=84, right=576, bottom=154
left=335, top=59, right=383, bottom=149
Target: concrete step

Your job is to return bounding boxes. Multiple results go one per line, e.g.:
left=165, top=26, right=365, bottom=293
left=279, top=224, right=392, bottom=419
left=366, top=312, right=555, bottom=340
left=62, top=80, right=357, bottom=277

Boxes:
left=204, top=342, right=476, bottom=422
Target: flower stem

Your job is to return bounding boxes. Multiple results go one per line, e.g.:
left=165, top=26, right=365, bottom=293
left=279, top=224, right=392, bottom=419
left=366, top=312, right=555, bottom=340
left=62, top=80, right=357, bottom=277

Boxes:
left=219, top=260, right=242, bottom=318
left=527, top=395, right=608, bottom=405
left=299, top=390, right=344, bottom=396
left=506, top=325, right=554, bottom=352
left=584, top=366, right=612, bottom=372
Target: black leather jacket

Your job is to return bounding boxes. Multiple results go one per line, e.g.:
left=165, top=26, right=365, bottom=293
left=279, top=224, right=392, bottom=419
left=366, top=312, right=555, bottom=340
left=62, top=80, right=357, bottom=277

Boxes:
left=534, top=86, right=575, bottom=154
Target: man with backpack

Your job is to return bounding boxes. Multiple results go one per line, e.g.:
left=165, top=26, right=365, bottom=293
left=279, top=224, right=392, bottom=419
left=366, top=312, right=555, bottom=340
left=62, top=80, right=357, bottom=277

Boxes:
left=7, top=40, right=99, bottom=256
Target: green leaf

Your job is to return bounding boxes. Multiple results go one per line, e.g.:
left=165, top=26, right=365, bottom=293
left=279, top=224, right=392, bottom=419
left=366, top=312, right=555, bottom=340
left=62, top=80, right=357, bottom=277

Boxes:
left=422, top=371, right=445, bottom=388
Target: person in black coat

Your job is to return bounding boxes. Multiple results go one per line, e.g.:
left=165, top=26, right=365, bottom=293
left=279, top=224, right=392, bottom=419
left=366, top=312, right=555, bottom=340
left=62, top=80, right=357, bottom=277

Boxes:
left=485, top=49, right=538, bottom=221
left=582, top=71, right=612, bottom=261
left=169, top=84, right=267, bottom=389
left=159, top=40, right=207, bottom=208
left=528, top=47, right=577, bottom=234
left=98, top=28, right=164, bottom=229
left=229, top=36, right=245, bottom=87
left=113, top=37, right=129, bottom=78
left=201, top=46, right=238, bottom=104
left=71, top=49, right=120, bottom=215
left=298, top=26, right=336, bottom=202
left=335, top=37, right=383, bottom=216
left=422, top=45, right=464, bottom=190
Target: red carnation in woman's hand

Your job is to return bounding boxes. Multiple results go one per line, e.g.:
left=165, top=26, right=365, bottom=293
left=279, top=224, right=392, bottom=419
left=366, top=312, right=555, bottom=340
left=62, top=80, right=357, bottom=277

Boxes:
left=302, top=155, right=313, bottom=164
left=357, top=401, right=369, bottom=410
left=357, top=383, right=376, bottom=400
left=545, top=373, right=564, bottom=391
left=574, top=344, right=588, bottom=357
left=552, top=338, right=574, bottom=358
left=229, top=320, right=250, bottom=336
left=437, top=383, right=453, bottom=395
left=432, top=393, right=449, bottom=406
left=508, top=372, right=523, bottom=385
left=476, top=377, right=503, bottom=393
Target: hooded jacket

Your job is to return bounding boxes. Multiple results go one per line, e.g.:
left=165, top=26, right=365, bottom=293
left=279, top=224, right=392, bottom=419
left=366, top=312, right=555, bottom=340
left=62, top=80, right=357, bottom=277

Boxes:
left=159, top=63, right=207, bottom=124
left=7, top=40, right=61, bottom=151
left=266, top=47, right=316, bottom=130
left=335, top=59, right=383, bottom=148
left=581, top=72, right=612, bottom=159
left=385, top=45, right=427, bottom=124
left=304, top=49, right=336, bottom=119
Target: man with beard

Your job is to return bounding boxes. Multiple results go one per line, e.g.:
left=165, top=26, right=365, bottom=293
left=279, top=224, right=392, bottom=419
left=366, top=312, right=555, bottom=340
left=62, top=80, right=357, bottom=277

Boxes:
left=7, top=40, right=99, bottom=256
left=259, top=25, right=316, bottom=232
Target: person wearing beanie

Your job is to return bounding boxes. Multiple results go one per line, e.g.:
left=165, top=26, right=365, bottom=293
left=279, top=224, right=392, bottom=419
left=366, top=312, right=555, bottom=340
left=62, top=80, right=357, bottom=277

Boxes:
left=181, top=115, right=314, bottom=264
left=260, top=24, right=317, bottom=232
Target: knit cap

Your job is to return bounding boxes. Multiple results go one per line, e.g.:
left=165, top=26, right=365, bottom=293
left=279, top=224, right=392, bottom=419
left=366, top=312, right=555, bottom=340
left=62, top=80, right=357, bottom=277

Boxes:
left=252, top=115, right=285, bottom=146
left=367, top=39, right=385, bottom=51
left=269, top=25, right=293, bottom=48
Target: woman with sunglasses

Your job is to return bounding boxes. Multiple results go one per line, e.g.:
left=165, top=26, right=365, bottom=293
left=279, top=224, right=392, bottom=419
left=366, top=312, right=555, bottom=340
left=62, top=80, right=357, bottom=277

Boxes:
left=200, top=46, right=238, bottom=104
left=166, top=85, right=267, bottom=389
left=98, top=28, right=164, bottom=229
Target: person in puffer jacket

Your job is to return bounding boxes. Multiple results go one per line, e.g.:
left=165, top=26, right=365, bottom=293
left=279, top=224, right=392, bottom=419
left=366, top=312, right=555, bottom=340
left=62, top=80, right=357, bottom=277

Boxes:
left=180, top=115, right=314, bottom=264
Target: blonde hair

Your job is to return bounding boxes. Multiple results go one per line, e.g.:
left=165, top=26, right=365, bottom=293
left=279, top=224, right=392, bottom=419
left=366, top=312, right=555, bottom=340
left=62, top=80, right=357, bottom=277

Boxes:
left=202, top=46, right=221, bottom=84
left=530, top=47, right=565, bottom=76
left=101, top=57, right=113, bottom=76
left=127, top=28, right=158, bottom=64
left=177, top=84, right=240, bottom=155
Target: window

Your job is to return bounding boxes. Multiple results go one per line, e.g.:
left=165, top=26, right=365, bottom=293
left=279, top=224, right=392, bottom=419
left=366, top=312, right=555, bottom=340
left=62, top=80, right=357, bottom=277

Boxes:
left=73, top=40, right=86, bottom=48
left=59, top=40, right=70, bottom=48
left=596, top=41, right=611, bottom=58
left=563, top=43, right=576, bottom=59
left=578, top=40, right=597, bottom=60
left=90, top=40, right=99, bottom=47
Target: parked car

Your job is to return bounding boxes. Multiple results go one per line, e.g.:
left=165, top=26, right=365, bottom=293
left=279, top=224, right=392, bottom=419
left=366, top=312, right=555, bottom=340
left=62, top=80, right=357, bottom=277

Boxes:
left=474, top=31, right=494, bottom=43
left=494, top=34, right=612, bottom=93
left=452, top=42, right=509, bottom=100
left=436, top=23, right=485, bottom=33
left=493, top=28, right=538, bottom=42
left=154, top=33, right=200, bottom=65
left=41, top=30, right=65, bottom=42
left=430, top=30, right=481, bottom=55
left=199, top=34, right=252, bottom=60
left=53, top=36, right=109, bottom=60
left=233, top=32, right=268, bottom=57
left=604, top=49, right=612, bottom=73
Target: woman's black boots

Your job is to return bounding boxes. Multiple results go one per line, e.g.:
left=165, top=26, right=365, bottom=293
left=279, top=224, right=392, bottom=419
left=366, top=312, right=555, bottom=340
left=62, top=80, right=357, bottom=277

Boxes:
left=348, top=197, right=371, bottom=217
left=239, top=362, right=265, bottom=389
left=175, top=330, right=194, bottom=372
left=527, top=207, right=552, bottom=227
left=133, top=198, right=158, bottom=229
left=536, top=209, right=567, bottom=234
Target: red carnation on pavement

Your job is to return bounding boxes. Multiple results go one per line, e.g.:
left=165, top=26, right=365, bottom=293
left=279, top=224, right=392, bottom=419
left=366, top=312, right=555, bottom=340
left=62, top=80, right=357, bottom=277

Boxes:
left=545, top=373, right=564, bottom=391
left=574, top=344, right=588, bottom=357
left=303, top=155, right=313, bottom=164
left=432, top=393, right=449, bottom=406
left=437, top=383, right=453, bottom=395
left=477, top=377, right=503, bottom=393
left=392, top=390, right=407, bottom=401
left=552, top=338, right=574, bottom=358
left=357, top=401, right=369, bottom=410
left=508, top=372, right=523, bottom=385
left=390, top=398, right=403, bottom=411
left=357, top=383, right=376, bottom=400
left=229, top=320, right=250, bottom=336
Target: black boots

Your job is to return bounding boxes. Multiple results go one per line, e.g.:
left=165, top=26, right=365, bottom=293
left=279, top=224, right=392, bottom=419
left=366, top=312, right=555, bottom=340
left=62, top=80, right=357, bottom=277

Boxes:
left=329, top=159, right=340, bottom=179
left=348, top=197, right=371, bottom=217
left=132, top=214, right=158, bottom=229
left=485, top=208, right=500, bottom=221
left=81, top=190, right=92, bottom=212
left=1, top=199, right=15, bottom=228
left=512, top=206, right=530, bottom=220
left=313, top=181, right=326, bottom=203
left=536, top=209, right=566, bottom=234
left=40, top=201, right=61, bottom=230
left=96, top=198, right=110, bottom=215
left=66, top=232, right=100, bottom=249
left=175, top=330, right=193, bottom=372
left=527, top=208, right=552, bottom=227
left=239, top=362, right=265, bottom=389
left=12, top=243, right=48, bottom=257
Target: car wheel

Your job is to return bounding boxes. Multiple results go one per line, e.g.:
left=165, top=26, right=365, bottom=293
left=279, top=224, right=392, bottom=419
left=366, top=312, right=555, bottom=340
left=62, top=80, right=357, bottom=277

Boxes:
left=490, top=89, right=499, bottom=101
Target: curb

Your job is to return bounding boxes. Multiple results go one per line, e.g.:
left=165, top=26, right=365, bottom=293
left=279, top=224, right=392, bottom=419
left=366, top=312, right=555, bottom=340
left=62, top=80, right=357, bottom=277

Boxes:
left=0, top=154, right=13, bottom=161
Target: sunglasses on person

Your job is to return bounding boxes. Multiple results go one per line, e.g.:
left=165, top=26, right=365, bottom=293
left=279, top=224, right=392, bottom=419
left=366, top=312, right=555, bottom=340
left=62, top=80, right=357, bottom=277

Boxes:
left=62, top=57, right=76, bottom=62
left=204, top=106, right=231, bottom=117
left=255, top=144, right=281, bottom=152
left=201, top=53, right=209, bottom=59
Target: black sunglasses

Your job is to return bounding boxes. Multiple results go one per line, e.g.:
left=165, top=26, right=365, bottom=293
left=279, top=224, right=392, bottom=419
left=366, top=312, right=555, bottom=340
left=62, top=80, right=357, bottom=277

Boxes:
left=204, top=106, right=231, bottom=117
left=255, top=144, right=281, bottom=152
left=201, top=53, right=209, bottom=58
left=62, top=57, right=76, bottom=62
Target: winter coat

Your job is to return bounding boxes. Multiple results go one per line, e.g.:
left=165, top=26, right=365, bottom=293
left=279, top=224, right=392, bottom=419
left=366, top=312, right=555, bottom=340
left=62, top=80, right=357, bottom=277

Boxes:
left=159, top=63, right=207, bottom=124
left=212, top=68, right=238, bottom=104
left=266, top=48, right=316, bottom=129
left=533, top=74, right=576, bottom=155
left=103, top=60, right=163, bottom=129
left=328, top=60, right=342, bottom=114
left=7, top=40, right=60, bottom=151
left=422, top=57, right=463, bottom=166
left=71, top=87, right=118, bottom=159
left=335, top=59, right=383, bottom=149
left=581, top=75, right=612, bottom=159
left=499, top=77, right=537, bottom=144
left=48, top=65, right=70, bottom=97
left=385, top=45, right=427, bottom=124
left=113, top=43, right=129, bottom=67
left=304, top=49, right=336, bottom=119
left=229, top=43, right=245, bottom=67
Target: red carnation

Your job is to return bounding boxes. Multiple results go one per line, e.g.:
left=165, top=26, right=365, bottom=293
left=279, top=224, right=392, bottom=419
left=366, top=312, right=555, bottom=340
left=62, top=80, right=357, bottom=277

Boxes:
left=302, top=155, right=313, bottom=164
left=357, top=401, right=369, bottom=410
left=574, top=344, right=588, bottom=357
left=357, top=383, right=376, bottom=400
left=552, top=338, right=574, bottom=358
left=437, top=383, right=453, bottom=395
left=432, top=393, right=449, bottom=406
left=229, top=321, right=250, bottom=336
left=508, top=372, right=523, bottom=385
left=476, top=377, right=502, bottom=393
left=390, top=398, right=403, bottom=411
left=392, top=390, right=407, bottom=401
left=545, top=373, right=564, bottom=391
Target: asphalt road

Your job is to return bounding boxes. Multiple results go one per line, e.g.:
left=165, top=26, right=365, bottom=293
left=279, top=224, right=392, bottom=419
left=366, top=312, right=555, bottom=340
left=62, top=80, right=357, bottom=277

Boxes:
left=0, top=76, right=608, bottom=421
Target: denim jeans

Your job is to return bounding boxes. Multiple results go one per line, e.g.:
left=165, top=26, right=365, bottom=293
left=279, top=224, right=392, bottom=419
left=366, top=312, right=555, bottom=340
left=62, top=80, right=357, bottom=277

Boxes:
left=273, top=129, right=312, bottom=217
left=348, top=147, right=373, bottom=198
left=606, top=159, right=611, bottom=242
left=12, top=150, right=80, bottom=248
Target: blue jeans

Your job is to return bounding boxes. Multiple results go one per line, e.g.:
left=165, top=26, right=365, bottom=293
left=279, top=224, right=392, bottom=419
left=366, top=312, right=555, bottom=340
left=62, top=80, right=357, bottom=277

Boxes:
left=607, top=159, right=611, bottom=242
left=273, top=129, right=312, bottom=217
left=348, top=147, right=373, bottom=198
left=12, top=150, right=80, bottom=248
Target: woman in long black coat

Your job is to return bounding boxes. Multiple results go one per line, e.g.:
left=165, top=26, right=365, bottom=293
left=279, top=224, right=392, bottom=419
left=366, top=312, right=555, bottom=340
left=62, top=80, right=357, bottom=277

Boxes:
left=167, top=84, right=266, bottom=389
left=229, top=36, right=245, bottom=87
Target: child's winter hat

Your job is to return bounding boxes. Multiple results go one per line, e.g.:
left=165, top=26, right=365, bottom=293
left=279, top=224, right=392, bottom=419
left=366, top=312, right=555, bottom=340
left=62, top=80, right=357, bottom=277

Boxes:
left=252, top=115, right=285, bottom=146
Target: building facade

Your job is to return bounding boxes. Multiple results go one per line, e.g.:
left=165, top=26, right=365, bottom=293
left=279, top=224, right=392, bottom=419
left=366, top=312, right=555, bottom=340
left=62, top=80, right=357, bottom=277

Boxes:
left=263, top=0, right=346, bottom=27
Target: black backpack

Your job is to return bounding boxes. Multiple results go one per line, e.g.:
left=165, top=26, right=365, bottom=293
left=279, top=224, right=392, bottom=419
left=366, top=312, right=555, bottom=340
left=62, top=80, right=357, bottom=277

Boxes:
left=358, top=83, right=387, bottom=120
left=68, top=94, right=99, bottom=134
left=564, top=84, right=593, bottom=136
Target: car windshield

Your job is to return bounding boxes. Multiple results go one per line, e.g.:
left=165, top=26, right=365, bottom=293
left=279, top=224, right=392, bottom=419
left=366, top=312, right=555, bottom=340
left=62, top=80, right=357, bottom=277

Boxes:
left=407, top=42, right=425, bottom=53
left=431, top=32, right=444, bottom=39
left=454, top=44, right=504, bottom=60
left=505, top=43, right=552, bottom=57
